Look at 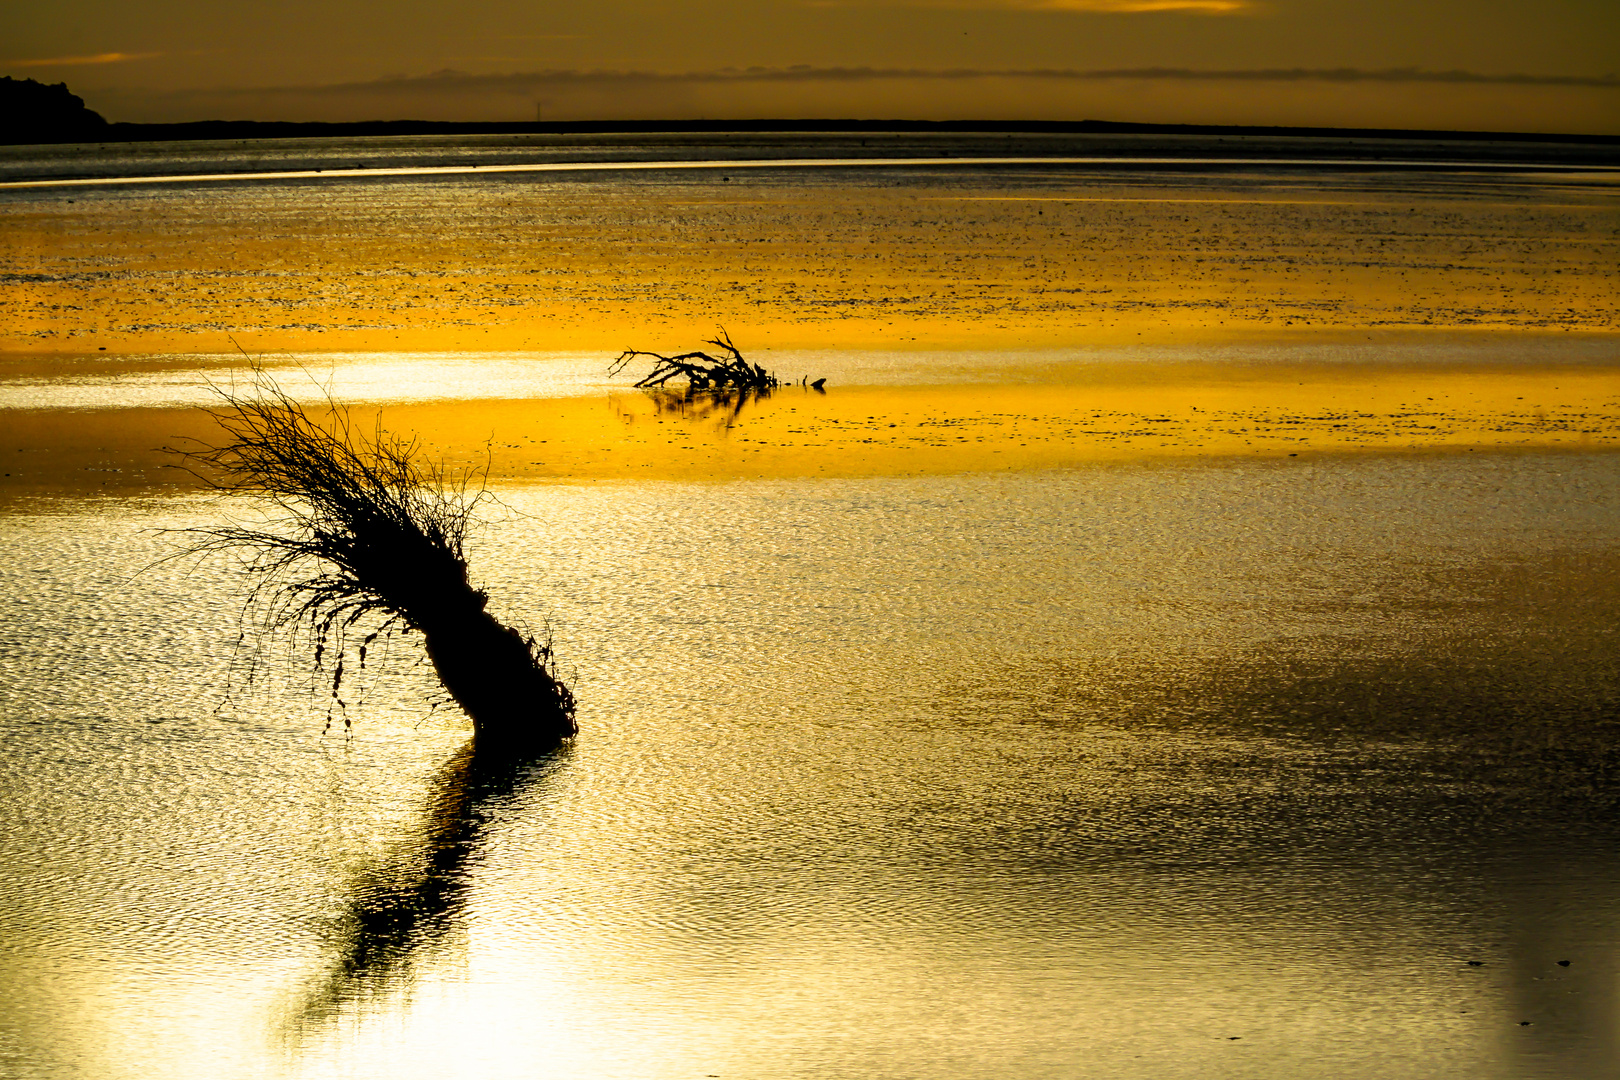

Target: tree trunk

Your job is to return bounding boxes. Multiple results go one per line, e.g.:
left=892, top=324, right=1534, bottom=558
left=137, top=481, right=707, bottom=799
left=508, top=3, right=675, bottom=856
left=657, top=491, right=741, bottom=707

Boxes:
left=421, top=608, right=576, bottom=748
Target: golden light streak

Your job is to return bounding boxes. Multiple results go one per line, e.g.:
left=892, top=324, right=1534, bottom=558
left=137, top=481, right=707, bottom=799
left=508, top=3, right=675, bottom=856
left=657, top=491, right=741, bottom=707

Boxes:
left=6, top=364, right=1619, bottom=503
left=6, top=51, right=161, bottom=67
left=809, top=0, right=1257, bottom=12
left=1017, top=0, right=1254, bottom=10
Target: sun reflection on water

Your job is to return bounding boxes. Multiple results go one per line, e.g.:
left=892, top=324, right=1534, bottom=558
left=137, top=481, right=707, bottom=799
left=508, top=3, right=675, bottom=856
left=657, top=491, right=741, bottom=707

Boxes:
left=4, top=452, right=1615, bottom=1077
left=287, top=742, right=572, bottom=1031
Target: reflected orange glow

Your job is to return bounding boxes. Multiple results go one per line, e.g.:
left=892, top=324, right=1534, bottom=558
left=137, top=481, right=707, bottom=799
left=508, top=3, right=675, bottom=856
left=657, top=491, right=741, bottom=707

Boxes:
left=7, top=134, right=1620, bottom=1080
left=371, top=364, right=1620, bottom=479
left=5, top=362, right=1617, bottom=501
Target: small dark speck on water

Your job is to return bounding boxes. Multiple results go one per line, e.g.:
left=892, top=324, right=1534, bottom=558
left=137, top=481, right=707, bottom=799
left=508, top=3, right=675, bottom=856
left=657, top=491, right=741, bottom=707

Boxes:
left=1467, top=960, right=1485, bottom=966
left=1520, top=1021, right=1533, bottom=1026
left=1558, top=960, right=1572, bottom=966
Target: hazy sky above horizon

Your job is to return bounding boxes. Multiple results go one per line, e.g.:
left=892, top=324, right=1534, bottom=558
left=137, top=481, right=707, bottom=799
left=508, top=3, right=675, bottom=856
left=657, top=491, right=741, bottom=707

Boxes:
left=4, top=0, right=1617, bottom=132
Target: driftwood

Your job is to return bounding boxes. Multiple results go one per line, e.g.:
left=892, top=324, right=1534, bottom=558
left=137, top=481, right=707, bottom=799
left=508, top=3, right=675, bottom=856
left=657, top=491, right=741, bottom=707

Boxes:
left=169, top=374, right=576, bottom=750
left=610, top=330, right=779, bottom=392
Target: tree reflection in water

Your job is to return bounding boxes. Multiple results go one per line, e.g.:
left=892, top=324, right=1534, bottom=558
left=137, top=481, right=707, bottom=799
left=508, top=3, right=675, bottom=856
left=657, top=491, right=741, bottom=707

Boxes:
left=292, top=741, right=569, bottom=1026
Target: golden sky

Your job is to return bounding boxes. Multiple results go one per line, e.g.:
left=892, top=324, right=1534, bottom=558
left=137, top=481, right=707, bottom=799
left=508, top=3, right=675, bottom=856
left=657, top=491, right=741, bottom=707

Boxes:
left=4, top=0, right=1617, bottom=131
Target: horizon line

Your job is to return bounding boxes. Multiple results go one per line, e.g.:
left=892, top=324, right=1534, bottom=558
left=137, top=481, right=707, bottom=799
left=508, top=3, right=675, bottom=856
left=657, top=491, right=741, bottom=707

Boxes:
left=8, top=155, right=1618, bottom=191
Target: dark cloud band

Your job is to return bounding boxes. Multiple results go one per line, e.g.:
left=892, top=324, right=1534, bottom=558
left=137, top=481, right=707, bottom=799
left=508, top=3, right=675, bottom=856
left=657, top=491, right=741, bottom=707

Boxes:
left=244, top=65, right=1620, bottom=98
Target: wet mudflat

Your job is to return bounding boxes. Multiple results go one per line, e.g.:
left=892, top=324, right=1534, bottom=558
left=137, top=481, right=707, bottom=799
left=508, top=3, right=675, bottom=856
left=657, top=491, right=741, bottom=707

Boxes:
left=1, top=140, right=1618, bottom=1078
left=2, top=145, right=1615, bottom=355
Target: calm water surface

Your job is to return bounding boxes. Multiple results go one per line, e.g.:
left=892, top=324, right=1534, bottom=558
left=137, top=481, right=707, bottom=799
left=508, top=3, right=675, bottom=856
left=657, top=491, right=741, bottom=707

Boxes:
left=2, top=453, right=1618, bottom=1079
left=4, top=140, right=1618, bottom=1077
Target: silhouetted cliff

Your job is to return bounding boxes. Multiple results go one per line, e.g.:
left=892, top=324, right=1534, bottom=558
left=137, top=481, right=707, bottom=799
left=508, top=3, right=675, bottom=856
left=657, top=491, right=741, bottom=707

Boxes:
left=1, top=76, right=109, bottom=144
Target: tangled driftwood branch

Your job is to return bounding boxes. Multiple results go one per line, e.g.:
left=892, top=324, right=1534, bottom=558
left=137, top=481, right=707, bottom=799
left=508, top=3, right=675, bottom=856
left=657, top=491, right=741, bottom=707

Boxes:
left=610, top=329, right=780, bottom=391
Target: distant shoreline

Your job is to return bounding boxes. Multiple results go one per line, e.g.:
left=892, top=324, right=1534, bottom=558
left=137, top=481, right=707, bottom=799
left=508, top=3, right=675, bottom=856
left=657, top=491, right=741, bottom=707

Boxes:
left=9, top=117, right=1618, bottom=148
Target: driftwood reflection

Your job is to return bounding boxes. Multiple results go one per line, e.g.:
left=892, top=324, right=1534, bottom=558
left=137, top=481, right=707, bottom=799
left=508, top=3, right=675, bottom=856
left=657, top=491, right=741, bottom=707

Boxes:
left=609, top=380, right=830, bottom=442
left=646, top=385, right=773, bottom=432
left=293, top=740, right=568, bottom=1026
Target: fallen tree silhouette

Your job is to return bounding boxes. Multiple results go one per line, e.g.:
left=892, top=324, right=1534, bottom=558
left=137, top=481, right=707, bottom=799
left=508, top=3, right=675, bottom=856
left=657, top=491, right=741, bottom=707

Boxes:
left=610, top=329, right=781, bottom=391
left=173, top=377, right=576, bottom=749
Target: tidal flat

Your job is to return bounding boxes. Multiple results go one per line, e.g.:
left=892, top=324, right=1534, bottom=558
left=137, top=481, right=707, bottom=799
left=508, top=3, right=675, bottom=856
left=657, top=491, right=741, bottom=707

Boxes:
left=1, top=136, right=1618, bottom=1078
